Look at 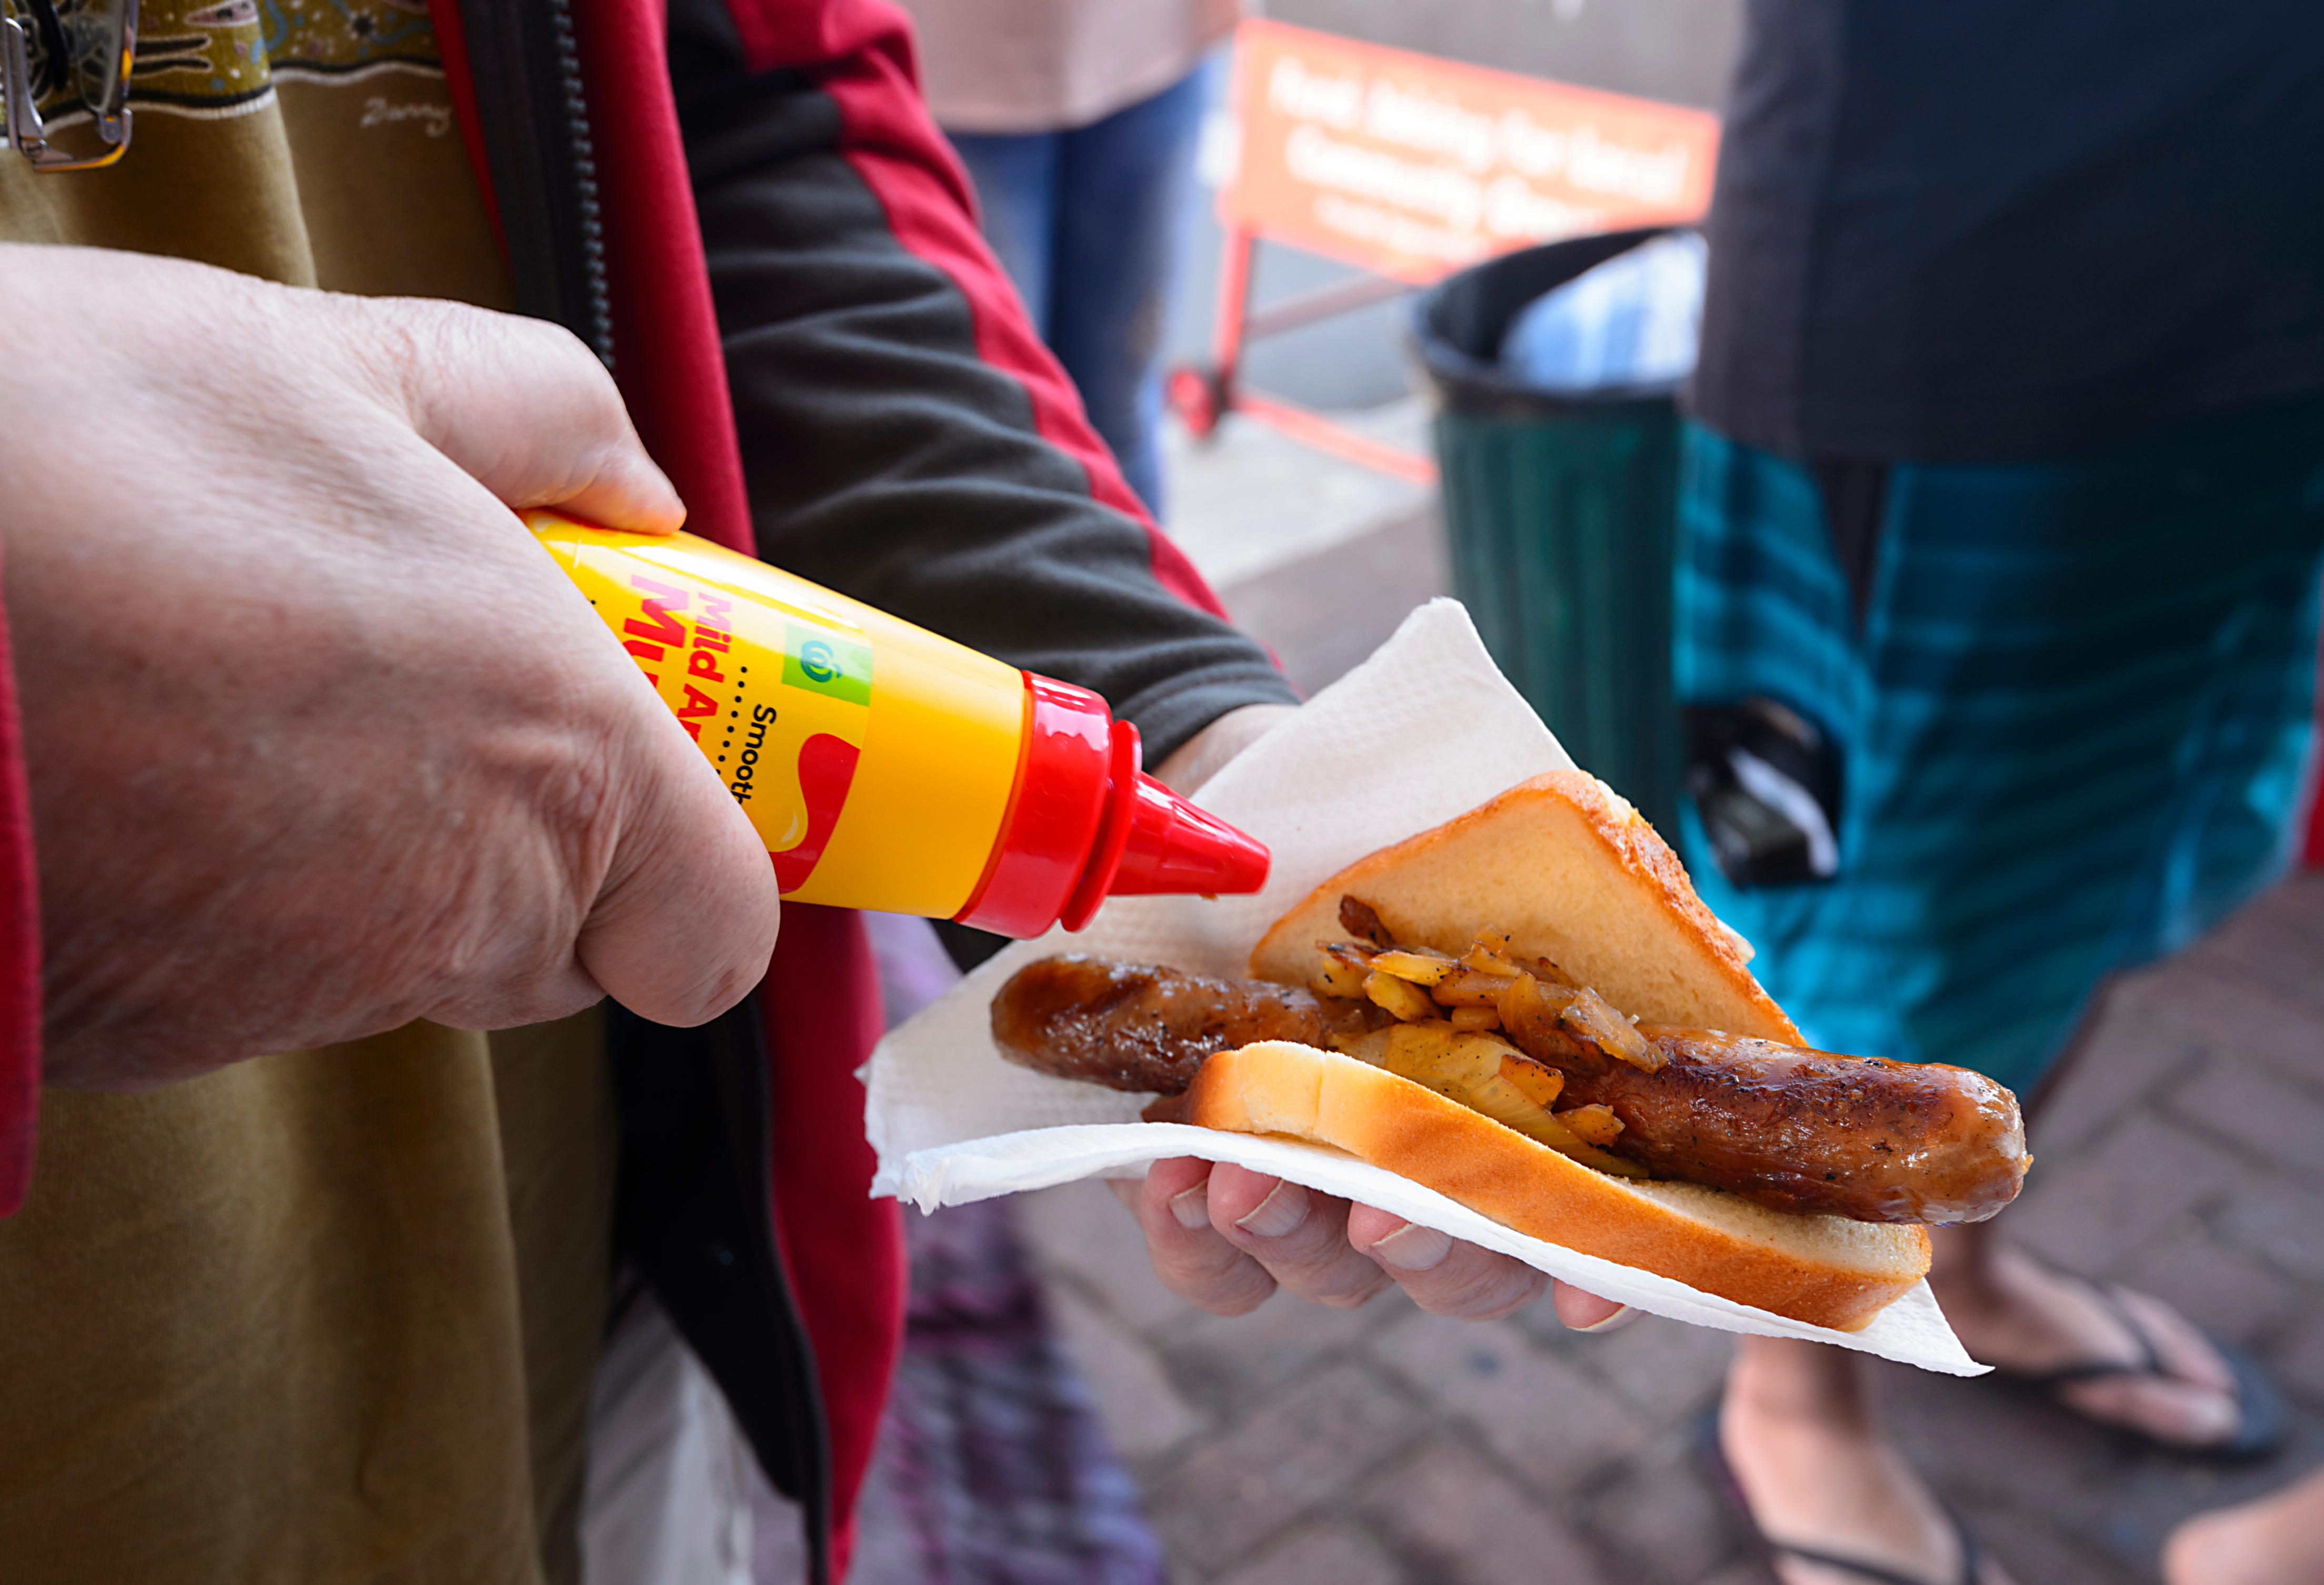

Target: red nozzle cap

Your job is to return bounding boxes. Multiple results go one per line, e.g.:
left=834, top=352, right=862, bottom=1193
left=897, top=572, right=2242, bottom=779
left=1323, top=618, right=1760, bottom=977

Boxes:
left=955, top=673, right=1273, bottom=938
left=1108, top=771, right=1272, bottom=900
left=1057, top=720, right=1270, bottom=931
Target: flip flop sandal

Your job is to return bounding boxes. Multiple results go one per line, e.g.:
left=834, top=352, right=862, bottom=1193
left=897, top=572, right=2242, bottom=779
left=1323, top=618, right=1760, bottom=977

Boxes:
left=1987, top=1268, right=2287, bottom=1461
left=1694, top=1409, right=1987, bottom=1585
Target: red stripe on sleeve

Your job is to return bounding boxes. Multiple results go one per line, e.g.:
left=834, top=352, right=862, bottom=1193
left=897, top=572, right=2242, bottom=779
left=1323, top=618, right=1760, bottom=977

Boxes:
left=0, top=560, right=40, bottom=1218
left=724, top=0, right=1235, bottom=619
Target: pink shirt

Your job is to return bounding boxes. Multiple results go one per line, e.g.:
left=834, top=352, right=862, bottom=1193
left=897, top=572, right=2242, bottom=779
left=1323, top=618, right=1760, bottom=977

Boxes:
left=897, top=0, right=1239, bottom=133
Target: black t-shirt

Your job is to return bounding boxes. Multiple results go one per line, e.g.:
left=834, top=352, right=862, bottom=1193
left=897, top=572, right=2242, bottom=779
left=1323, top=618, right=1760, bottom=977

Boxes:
left=1689, top=0, right=2324, bottom=461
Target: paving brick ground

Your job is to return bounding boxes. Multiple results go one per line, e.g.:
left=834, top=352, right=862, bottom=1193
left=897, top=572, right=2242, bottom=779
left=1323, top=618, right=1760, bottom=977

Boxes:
left=1016, top=862, right=2324, bottom=1585
left=1003, top=443, right=2324, bottom=1582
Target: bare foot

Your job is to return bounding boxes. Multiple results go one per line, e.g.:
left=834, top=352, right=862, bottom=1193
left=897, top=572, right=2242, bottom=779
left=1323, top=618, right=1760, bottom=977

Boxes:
left=2162, top=1469, right=2324, bottom=1585
left=1721, top=1338, right=2017, bottom=1585
left=1931, top=1242, right=2238, bottom=1448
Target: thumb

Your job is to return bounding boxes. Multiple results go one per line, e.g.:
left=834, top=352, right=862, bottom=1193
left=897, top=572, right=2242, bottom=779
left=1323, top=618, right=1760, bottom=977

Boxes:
left=576, top=704, right=784, bottom=1027
left=344, top=295, right=687, bottom=534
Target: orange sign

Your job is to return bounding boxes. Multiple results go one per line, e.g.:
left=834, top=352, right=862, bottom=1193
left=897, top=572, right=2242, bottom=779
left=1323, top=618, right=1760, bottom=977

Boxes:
left=1224, top=19, right=1721, bottom=285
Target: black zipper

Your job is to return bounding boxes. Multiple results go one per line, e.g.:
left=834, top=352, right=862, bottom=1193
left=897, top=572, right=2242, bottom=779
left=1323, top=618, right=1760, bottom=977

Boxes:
left=608, top=995, right=836, bottom=1585
left=453, top=0, right=613, bottom=364
left=451, top=12, right=837, bottom=1576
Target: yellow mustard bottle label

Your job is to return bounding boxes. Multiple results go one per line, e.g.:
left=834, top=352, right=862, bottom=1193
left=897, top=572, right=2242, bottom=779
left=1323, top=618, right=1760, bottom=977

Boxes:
left=530, top=515, right=1028, bottom=917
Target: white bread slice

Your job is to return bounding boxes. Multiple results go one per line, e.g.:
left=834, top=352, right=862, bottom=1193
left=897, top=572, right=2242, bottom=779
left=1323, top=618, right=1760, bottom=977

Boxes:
left=1252, top=770, right=1799, bottom=1042
left=1187, top=1041, right=1931, bottom=1331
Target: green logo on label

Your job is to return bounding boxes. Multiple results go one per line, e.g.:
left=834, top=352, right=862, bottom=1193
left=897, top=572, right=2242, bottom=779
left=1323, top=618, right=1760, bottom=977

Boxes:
left=782, top=624, right=873, bottom=706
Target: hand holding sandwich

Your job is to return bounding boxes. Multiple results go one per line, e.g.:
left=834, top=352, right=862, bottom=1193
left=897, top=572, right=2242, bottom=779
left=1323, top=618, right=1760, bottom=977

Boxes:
left=1130, top=710, right=1630, bottom=1328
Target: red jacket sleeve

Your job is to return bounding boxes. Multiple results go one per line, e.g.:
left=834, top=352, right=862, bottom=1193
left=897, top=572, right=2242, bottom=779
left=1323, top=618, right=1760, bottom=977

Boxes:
left=0, top=559, right=41, bottom=1218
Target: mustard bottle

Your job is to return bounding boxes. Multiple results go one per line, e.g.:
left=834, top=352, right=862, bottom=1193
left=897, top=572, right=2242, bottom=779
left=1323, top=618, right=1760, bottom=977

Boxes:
left=530, top=512, right=1271, bottom=936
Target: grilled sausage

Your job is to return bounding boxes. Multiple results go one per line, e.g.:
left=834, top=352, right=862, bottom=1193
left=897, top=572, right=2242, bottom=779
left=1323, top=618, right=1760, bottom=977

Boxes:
left=1494, top=975, right=2024, bottom=1222
left=994, top=955, right=2026, bottom=1224
left=992, top=954, right=1387, bottom=1096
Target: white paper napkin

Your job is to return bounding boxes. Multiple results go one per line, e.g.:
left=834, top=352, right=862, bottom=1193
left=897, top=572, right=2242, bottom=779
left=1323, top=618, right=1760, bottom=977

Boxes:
left=864, top=600, right=1985, bottom=1376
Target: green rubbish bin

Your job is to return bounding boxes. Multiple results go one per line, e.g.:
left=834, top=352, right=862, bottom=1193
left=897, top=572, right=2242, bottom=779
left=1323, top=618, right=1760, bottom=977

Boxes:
left=1413, top=226, right=1688, bottom=836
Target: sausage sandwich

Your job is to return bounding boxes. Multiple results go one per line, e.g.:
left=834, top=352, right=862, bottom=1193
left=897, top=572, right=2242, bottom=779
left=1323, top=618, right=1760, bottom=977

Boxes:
left=992, top=771, right=2030, bottom=1331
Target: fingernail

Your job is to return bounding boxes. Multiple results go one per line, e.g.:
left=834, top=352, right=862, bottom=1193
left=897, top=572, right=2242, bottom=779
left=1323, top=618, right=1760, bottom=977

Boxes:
left=1569, top=1305, right=1641, bottom=1335
left=1369, top=1222, right=1453, bottom=1271
left=1168, top=1183, right=1211, bottom=1231
left=1233, top=1181, right=1309, bottom=1239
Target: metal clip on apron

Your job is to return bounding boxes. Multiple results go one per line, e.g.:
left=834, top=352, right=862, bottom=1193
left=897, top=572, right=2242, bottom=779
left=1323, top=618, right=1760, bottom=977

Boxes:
left=2, top=0, right=135, bottom=172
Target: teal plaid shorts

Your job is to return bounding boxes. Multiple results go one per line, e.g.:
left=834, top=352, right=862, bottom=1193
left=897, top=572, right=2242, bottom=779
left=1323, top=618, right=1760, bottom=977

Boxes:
left=1674, top=400, right=2324, bottom=1096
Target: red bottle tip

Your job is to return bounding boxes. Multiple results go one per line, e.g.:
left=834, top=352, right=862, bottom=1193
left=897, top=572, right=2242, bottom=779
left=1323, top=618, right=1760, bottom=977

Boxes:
left=1055, top=719, right=1272, bottom=931
left=1106, top=772, right=1272, bottom=899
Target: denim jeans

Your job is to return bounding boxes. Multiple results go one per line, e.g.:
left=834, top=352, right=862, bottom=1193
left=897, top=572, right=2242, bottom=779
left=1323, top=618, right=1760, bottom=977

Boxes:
left=946, top=62, right=1212, bottom=520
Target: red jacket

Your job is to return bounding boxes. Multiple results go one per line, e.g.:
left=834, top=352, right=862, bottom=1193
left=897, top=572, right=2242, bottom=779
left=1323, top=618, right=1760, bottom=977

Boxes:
left=0, top=1, right=1292, bottom=1577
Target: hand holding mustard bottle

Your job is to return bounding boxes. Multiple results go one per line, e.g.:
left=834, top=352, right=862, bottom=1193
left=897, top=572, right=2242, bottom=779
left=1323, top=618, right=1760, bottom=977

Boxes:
left=0, top=242, right=1264, bottom=1101
left=0, top=245, right=782, bottom=1089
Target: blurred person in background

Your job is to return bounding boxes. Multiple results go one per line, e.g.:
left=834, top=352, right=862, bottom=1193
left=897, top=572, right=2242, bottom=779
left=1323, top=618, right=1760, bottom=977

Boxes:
left=1675, top=2, right=2324, bottom=1581
left=897, top=0, right=1235, bottom=518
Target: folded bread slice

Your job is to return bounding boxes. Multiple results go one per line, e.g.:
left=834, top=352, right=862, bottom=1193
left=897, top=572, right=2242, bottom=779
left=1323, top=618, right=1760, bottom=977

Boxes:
left=1187, top=1041, right=1931, bottom=1331
left=1253, top=770, right=1800, bottom=1042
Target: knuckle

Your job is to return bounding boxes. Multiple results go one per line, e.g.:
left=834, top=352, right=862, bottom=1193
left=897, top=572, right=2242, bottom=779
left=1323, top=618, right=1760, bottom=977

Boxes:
left=350, top=296, right=462, bottom=398
left=1176, top=1264, right=1271, bottom=1317
left=1211, top=1279, right=1276, bottom=1318
left=509, top=315, right=620, bottom=411
left=1317, top=1278, right=1388, bottom=1310
left=693, top=951, right=770, bottom=1018
left=473, top=708, right=628, bottom=919
left=542, top=724, right=626, bottom=858
left=1441, top=1268, right=1543, bottom=1322
left=362, top=313, right=430, bottom=402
